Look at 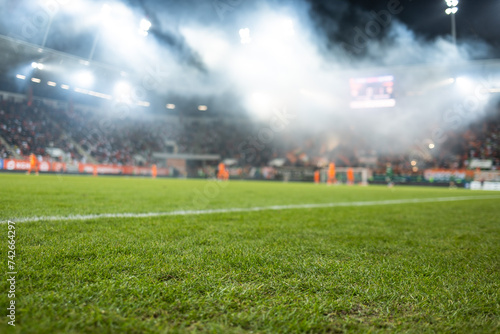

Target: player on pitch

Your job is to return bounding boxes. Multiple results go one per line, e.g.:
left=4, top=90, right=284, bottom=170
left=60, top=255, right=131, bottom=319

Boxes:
left=347, top=167, right=354, bottom=185
left=314, top=169, right=320, bottom=184
left=386, top=163, right=394, bottom=188
left=27, top=153, right=39, bottom=175
left=151, top=164, right=157, bottom=179
left=217, top=162, right=226, bottom=181
left=327, top=162, right=335, bottom=185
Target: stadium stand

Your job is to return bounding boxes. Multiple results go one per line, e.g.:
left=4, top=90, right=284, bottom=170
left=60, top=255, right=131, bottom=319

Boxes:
left=0, top=99, right=82, bottom=162
left=1, top=92, right=498, bottom=181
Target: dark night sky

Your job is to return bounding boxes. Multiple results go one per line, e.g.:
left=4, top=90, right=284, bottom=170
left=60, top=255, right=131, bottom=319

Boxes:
left=335, top=0, right=499, bottom=47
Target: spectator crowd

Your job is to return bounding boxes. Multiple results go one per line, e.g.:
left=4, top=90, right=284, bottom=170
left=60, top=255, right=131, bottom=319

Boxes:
left=1, top=97, right=498, bottom=175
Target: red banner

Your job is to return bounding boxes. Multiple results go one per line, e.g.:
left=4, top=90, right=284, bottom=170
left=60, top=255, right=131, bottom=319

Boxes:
left=51, top=162, right=67, bottom=172
left=1, top=159, right=168, bottom=176
left=38, top=161, right=51, bottom=172
left=3, top=159, right=31, bottom=171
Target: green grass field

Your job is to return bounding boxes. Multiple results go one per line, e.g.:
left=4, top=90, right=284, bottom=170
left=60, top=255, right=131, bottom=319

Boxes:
left=1, top=173, right=499, bottom=333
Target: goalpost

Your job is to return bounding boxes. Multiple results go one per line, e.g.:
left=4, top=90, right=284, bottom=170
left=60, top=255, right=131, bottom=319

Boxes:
left=320, top=167, right=371, bottom=186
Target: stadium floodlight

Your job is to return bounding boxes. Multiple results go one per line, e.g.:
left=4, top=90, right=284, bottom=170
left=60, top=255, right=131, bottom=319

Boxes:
left=239, top=28, right=251, bottom=44
left=61, top=84, right=70, bottom=90
left=75, top=71, right=94, bottom=87
left=140, top=19, right=151, bottom=31
left=139, top=18, right=151, bottom=36
left=166, top=104, right=176, bottom=110
left=16, top=74, right=26, bottom=80
left=445, top=7, right=458, bottom=14
left=74, top=87, right=90, bottom=94
left=114, top=81, right=131, bottom=96
left=31, top=78, right=41, bottom=83
left=88, top=91, right=112, bottom=100
left=444, top=0, right=458, bottom=44
left=47, top=81, right=57, bottom=87
left=137, top=101, right=150, bottom=107
left=198, top=105, right=208, bottom=111
left=428, top=143, right=435, bottom=149
left=456, top=76, right=473, bottom=92
left=248, top=92, right=271, bottom=118
left=31, top=62, right=44, bottom=70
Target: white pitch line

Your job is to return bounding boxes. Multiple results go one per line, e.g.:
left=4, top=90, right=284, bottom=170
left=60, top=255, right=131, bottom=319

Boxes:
left=3, top=195, right=500, bottom=224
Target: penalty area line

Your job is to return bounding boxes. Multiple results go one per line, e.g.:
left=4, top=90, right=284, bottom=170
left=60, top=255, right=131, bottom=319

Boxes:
left=3, top=195, right=500, bottom=224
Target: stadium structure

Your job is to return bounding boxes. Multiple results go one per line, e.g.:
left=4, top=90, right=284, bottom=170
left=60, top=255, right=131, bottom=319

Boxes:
left=1, top=33, right=499, bottom=188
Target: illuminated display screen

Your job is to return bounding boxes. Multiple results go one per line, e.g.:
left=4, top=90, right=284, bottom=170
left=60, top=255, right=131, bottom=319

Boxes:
left=349, top=75, right=395, bottom=109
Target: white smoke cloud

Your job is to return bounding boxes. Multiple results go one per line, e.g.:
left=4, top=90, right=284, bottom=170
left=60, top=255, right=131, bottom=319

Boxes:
left=1, top=0, right=498, bottom=156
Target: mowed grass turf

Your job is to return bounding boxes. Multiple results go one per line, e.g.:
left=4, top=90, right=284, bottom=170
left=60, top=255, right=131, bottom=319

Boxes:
left=0, top=173, right=499, bottom=333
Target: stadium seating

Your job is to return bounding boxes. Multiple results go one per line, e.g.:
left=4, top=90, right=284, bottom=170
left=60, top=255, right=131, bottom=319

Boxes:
left=1, top=96, right=498, bottom=175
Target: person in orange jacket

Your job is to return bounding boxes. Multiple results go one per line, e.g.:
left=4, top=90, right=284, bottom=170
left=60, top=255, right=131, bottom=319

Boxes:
left=151, top=164, right=157, bottom=179
left=314, top=170, right=320, bottom=184
left=327, top=162, right=335, bottom=185
left=347, top=167, right=354, bottom=185
left=217, top=162, right=226, bottom=181
left=27, top=153, right=39, bottom=175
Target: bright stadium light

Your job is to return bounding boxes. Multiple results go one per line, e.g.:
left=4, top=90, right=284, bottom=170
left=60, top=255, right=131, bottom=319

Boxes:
left=140, top=19, right=151, bottom=31
left=239, top=28, right=251, bottom=44
left=31, top=78, right=41, bottom=83
left=61, top=84, right=70, bottom=90
left=429, top=143, right=435, bottom=149
left=114, top=81, right=131, bottom=96
left=445, top=7, right=458, bottom=14
left=137, top=101, right=150, bottom=107
left=444, top=0, right=459, bottom=44
left=249, top=92, right=271, bottom=115
left=139, top=18, right=151, bottom=36
left=47, top=81, right=57, bottom=87
left=166, top=104, right=176, bottom=109
left=456, top=76, right=473, bottom=92
left=198, top=105, right=208, bottom=111
left=16, top=74, right=26, bottom=80
left=75, top=71, right=94, bottom=87
left=31, top=62, right=44, bottom=70
left=74, top=87, right=90, bottom=94
left=88, top=91, right=112, bottom=99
